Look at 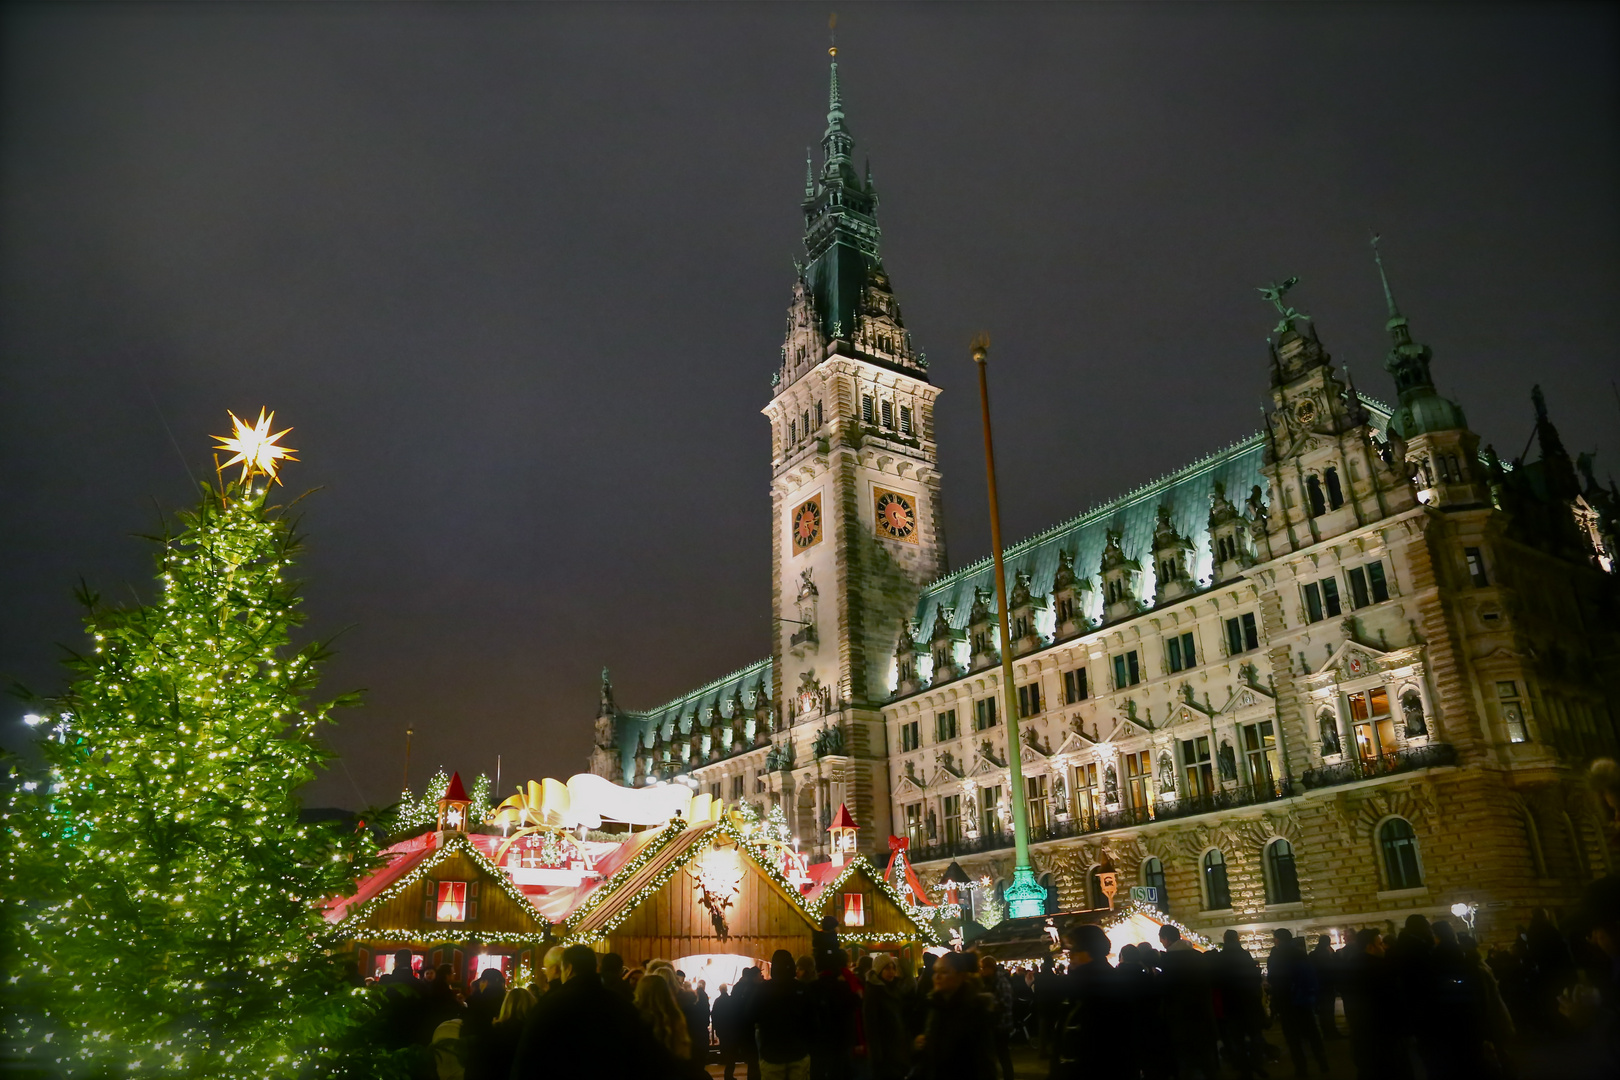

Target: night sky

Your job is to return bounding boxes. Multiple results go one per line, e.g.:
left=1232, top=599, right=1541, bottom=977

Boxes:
left=3, top=5, right=1616, bottom=811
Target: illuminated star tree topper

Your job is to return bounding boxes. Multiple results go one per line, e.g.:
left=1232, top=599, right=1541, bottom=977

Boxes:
left=212, top=407, right=297, bottom=485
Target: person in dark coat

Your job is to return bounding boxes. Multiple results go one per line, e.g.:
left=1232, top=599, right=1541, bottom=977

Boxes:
left=600, top=953, right=633, bottom=1004
left=976, top=954, right=1016, bottom=1080
left=421, top=963, right=465, bottom=1037
left=1053, top=925, right=1134, bottom=1080
left=1213, top=930, right=1268, bottom=1080
left=725, top=967, right=765, bottom=1080
left=509, top=944, right=673, bottom=1078
left=462, top=967, right=506, bottom=1044
left=755, top=949, right=812, bottom=1077
left=862, top=954, right=910, bottom=1080
left=1339, top=928, right=1411, bottom=1080
left=1033, top=957, right=1063, bottom=1058
left=1422, top=920, right=1489, bottom=1080
left=1157, top=925, right=1219, bottom=1080
left=917, top=951, right=995, bottom=1080
left=1267, top=929, right=1328, bottom=1078
left=809, top=953, right=861, bottom=1080
left=1308, top=935, right=1340, bottom=1037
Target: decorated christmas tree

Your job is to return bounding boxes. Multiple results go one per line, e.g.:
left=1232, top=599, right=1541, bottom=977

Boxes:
left=2, top=411, right=385, bottom=1078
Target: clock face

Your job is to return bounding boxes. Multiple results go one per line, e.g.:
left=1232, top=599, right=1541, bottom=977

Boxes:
left=873, top=488, right=919, bottom=544
left=791, top=495, right=823, bottom=553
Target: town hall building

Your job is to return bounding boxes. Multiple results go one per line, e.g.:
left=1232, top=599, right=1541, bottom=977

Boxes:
left=587, top=54, right=1620, bottom=942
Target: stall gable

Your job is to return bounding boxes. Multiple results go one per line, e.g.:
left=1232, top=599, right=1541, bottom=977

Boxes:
left=586, top=837, right=819, bottom=961
left=347, top=841, right=549, bottom=943
left=809, top=859, right=934, bottom=945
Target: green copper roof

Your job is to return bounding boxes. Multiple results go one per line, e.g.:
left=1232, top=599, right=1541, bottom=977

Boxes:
left=1372, top=237, right=1467, bottom=440
left=608, top=657, right=771, bottom=782
left=910, top=396, right=1393, bottom=641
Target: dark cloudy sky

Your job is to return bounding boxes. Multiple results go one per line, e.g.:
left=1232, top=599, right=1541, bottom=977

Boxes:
left=3, top=4, right=1616, bottom=810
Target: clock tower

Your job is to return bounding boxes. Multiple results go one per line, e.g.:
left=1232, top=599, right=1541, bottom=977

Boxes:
left=762, top=51, right=945, bottom=855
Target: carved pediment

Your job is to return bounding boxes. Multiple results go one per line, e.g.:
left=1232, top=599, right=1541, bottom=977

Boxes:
left=1052, top=730, right=1094, bottom=758
left=1166, top=703, right=1208, bottom=728
left=1099, top=716, right=1151, bottom=743
left=895, top=772, right=924, bottom=796
left=1018, top=740, right=1049, bottom=767
left=1220, top=682, right=1275, bottom=715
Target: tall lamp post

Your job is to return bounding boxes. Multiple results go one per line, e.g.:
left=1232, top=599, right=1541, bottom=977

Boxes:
left=972, top=335, right=1048, bottom=918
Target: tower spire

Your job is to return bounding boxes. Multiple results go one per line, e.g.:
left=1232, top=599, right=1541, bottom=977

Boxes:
left=1373, top=234, right=1467, bottom=439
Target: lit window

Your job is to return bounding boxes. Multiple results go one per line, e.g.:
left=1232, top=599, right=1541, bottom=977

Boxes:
left=843, top=892, right=866, bottom=926
left=436, top=881, right=468, bottom=923
left=1464, top=547, right=1489, bottom=588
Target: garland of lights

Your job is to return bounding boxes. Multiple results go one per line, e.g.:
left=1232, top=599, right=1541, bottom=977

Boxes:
left=349, top=929, right=552, bottom=947
left=1102, top=900, right=1215, bottom=950
left=559, top=819, right=688, bottom=937
left=329, top=832, right=547, bottom=942
left=564, top=823, right=715, bottom=945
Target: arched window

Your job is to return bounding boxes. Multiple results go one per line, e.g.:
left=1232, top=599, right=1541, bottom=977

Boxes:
left=1087, top=865, right=1107, bottom=910
left=1306, top=475, right=1327, bottom=517
left=1324, top=466, right=1344, bottom=510
left=1202, top=849, right=1231, bottom=910
left=1140, top=856, right=1168, bottom=913
left=1379, top=818, right=1423, bottom=890
left=1265, top=839, right=1301, bottom=904
left=1400, top=690, right=1428, bottom=738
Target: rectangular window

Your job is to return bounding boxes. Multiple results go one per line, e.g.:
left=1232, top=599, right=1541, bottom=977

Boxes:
left=1026, top=774, right=1049, bottom=833
left=900, top=405, right=914, bottom=435
left=1347, top=567, right=1370, bottom=610
left=710, top=782, right=722, bottom=801
left=1181, top=736, right=1214, bottom=798
left=975, top=697, right=998, bottom=730
left=1112, top=650, right=1141, bottom=689
left=943, top=794, right=962, bottom=844
left=936, top=708, right=958, bottom=742
left=981, top=785, right=1003, bottom=836
left=1242, top=720, right=1279, bottom=790
left=881, top=400, right=894, bottom=429
left=1367, top=560, right=1390, bottom=603
left=1125, top=750, right=1152, bottom=812
left=862, top=394, right=875, bottom=424
left=1166, top=631, right=1197, bottom=672
left=1064, top=668, right=1088, bottom=704
left=900, top=720, right=920, bottom=752
left=1225, top=613, right=1259, bottom=654
left=788, top=420, right=797, bottom=444
left=1303, top=582, right=1323, bottom=624
left=435, top=881, right=468, bottom=923
left=1346, top=687, right=1395, bottom=761
left=1498, top=681, right=1528, bottom=744
left=815, top=401, right=824, bottom=428
left=731, top=775, right=744, bottom=800
left=1018, top=682, right=1042, bottom=718
left=1074, top=762, right=1099, bottom=826
left=1465, top=547, right=1488, bottom=587
left=1322, top=577, right=1342, bottom=617
left=802, top=409, right=811, bottom=435
left=841, top=891, right=866, bottom=927
left=905, top=802, right=923, bottom=845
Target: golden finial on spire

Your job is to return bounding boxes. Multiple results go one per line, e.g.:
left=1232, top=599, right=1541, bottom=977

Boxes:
left=211, top=408, right=297, bottom=486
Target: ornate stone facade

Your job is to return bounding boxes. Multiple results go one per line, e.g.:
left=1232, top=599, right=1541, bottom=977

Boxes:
left=586, top=57, right=1620, bottom=940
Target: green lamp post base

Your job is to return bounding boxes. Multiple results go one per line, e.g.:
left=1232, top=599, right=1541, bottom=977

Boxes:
left=1004, top=865, right=1047, bottom=919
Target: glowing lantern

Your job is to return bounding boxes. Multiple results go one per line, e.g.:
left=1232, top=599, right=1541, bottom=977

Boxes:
left=827, top=803, right=858, bottom=867
left=437, top=771, right=472, bottom=833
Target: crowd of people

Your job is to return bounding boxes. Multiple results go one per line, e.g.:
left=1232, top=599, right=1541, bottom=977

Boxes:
left=363, top=884, right=1620, bottom=1080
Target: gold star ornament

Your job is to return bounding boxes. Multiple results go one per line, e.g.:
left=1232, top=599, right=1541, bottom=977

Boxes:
left=212, top=408, right=297, bottom=485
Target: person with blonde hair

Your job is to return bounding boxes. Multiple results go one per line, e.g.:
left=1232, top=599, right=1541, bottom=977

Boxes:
left=465, top=985, right=536, bottom=1080
left=635, top=965, right=693, bottom=1061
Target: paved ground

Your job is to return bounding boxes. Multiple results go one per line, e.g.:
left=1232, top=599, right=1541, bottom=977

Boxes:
left=701, top=1023, right=1613, bottom=1079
